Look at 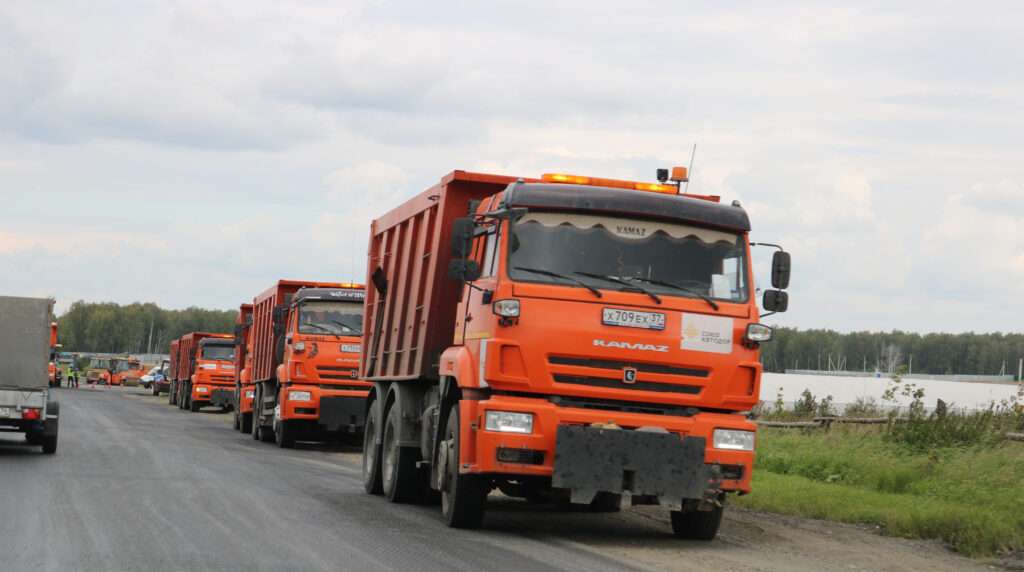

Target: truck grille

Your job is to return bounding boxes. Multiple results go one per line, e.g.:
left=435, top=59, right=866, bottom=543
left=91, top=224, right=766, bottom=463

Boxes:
left=553, top=374, right=701, bottom=395
left=548, top=355, right=706, bottom=395
left=549, top=356, right=708, bottom=377
left=316, top=365, right=359, bottom=380
left=210, top=374, right=234, bottom=383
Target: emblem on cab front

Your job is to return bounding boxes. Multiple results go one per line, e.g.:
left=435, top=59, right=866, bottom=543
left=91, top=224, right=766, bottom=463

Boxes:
left=622, top=367, right=638, bottom=384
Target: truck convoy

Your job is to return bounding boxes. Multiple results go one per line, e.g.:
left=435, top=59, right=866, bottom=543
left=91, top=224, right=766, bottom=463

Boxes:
left=358, top=168, right=790, bottom=537
left=47, top=321, right=61, bottom=387
left=0, top=296, right=61, bottom=454
left=249, top=280, right=370, bottom=448
left=232, top=303, right=254, bottom=433
left=170, top=332, right=235, bottom=412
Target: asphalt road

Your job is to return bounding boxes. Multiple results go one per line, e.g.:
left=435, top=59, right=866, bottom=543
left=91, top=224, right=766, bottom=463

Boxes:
left=0, top=387, right=995, bottom=572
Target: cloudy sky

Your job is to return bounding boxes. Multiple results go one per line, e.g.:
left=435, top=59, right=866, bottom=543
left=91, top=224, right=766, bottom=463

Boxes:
left=1, top=1, right=1022, bottom=333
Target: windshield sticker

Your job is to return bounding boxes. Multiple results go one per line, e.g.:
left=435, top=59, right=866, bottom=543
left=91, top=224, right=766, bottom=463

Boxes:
left=520, top=212, right=737, bottom=244
left=681, top=314, right=734, bottom=354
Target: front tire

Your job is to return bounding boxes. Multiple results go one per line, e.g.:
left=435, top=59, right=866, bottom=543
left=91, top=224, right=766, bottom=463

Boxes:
left=275, top=419, right=295, bottom=448
left=382, top=402, right=419, bottom=503
left=440, top=407, right=487, bottom=528
left=240, top=412, right=253, bottom=434
left=362, top=397, right=383, bottom=495
left=671, top=505, right=724, bottom=540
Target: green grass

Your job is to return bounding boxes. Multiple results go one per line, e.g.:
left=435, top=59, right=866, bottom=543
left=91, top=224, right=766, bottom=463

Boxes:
left=734, top=426, right=1024, bottom=557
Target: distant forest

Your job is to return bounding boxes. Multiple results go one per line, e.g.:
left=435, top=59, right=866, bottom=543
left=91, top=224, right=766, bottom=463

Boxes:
left=57, top=301, right=1024, bottom=379
left=762, top=328, right=1024, bottom=378
left=58, top=301, right=236, bottom=354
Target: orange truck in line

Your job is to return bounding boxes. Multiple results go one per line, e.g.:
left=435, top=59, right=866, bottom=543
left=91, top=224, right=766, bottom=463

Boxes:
left=249, top=280, right=370, bottom=448
left=232, top=303, right=254, bottom=433
left=47, top=322, right=61, bottom=387
left=358, top=168, right=791, bottom=537
left=172, top=332, right=235, bottom=412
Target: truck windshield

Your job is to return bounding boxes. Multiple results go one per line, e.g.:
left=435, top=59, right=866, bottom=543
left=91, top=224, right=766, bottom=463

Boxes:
left=201, top=345, right=235, bottom=361
left=298, top=301, right=363, bottom=336
left=507, top=212, right=749, bottom=303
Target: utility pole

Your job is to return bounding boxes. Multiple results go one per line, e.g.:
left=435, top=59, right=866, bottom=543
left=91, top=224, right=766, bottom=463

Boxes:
left=909, top=355, right=913, bottom=375
left=1018, top=358, right=1022, bottom=382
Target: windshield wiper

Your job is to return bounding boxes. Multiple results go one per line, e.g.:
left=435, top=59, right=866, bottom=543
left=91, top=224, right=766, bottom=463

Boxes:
left=625, top=276, right=719, bottom=310
left=513, top=266, right=602, bottom=298
left=328, top=318, right=362, bottom=336
left=573, top=271, right=662, bottom=304
left=303, top=323, right=340, bottom=335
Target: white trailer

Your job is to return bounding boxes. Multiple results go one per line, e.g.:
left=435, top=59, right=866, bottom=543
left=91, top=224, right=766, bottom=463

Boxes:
left=0, top=296, right=60, bottom=454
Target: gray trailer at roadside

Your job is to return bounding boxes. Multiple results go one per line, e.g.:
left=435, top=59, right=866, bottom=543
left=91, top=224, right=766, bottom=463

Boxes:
left=0, top=295, right=60, bottom=454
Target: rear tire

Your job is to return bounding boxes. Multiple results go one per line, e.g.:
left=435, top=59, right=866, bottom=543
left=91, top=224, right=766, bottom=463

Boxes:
left=169, top=384, right=177, bottom=406
left=671, top=505, right=724, bottom=540
left=42, top=434, right=58, bottom=455
left=382, top=402, right=419, bottom=503
left=440, top=407, right=487, bottom=528
left=362, top=397, right=383, bottom=495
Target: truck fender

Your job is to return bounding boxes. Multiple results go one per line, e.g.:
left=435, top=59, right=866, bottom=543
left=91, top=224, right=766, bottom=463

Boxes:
left=439, top=346, right=479, bottom=389
left=384, top=382, right=428, bottom=448
left=364, top=383, right=387, bottom=449
left=275, top=364, right=287, bottom=383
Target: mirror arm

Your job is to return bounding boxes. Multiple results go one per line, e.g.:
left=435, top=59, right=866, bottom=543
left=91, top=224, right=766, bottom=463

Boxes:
left=751, top=242, right=784, bottom=251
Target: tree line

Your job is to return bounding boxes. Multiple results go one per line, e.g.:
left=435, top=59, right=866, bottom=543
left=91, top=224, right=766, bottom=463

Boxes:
left=762, top=328, right=1024, bottom=379
left=58, top=301, right=236, bottom=355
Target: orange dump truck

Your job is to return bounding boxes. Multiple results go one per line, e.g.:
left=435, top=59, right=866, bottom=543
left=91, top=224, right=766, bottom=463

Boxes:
left=172, top=332, right=235, bottom=412
left=232, top=303, right=254, bottom=433
left=359, top=168, right=791, bottom=536
left=249, top=280, right=370, bottom=448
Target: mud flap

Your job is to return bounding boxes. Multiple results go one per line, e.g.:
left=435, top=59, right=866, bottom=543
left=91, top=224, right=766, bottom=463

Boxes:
left=552, top=425, right=717, bottom=510
left=319, top=397, right=366, bottom=432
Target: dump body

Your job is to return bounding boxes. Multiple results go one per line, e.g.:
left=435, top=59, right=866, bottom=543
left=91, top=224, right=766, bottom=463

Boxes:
left=361, top=171, right=529, bottom=381
left=0, top=295, right=61, bottom=453
left=0, top=296, right=52, bottom=390
left=249, top=280, right=370, bottom=445
left=234, top=303, right=254, bottom=431
left=360, top=170, right=782, bottom=535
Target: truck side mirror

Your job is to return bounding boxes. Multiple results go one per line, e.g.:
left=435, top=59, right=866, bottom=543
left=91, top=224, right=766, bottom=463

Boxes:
left=763, top=290, right=789, bottom=312
left=448, top=259, right=482, bottom=283
left=771, top=251, right=791, bottom=289
left=450, top=217, right=475, bottom=258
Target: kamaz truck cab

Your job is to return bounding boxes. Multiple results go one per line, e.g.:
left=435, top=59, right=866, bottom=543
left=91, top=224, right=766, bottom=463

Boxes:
left=186, top=338, right=236, bottom=412
left=250, top=281, right=370, bottom=448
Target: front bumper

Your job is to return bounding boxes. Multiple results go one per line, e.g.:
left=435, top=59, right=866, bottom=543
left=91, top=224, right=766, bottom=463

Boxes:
left=191, top=384, right=233, bottom=405
left=279, top=385, right=368, bottom=432
left=238, top=386, right=254, bottom=414
left=461, top=395, right=754, bottom=495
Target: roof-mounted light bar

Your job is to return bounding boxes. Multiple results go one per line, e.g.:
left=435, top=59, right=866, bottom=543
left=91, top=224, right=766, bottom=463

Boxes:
left=540, top=173, right=678, bottom=195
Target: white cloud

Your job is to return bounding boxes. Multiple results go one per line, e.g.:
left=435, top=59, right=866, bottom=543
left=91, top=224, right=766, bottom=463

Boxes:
left=1, top=0, right=1022, bottom=333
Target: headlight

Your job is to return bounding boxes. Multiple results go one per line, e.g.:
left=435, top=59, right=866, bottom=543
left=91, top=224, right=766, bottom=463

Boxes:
left=485, top=411, right=533, bottom=434
left=713, top=429, right=755, bottom=451
left=492, top=299, right=520, bottom=318
left=196, top=387, right=209, bottom=393
left=201, top=364, right=216, bottom=370
left=289, top=390, right=312, bottom=402
left=245, top=390, right=254, bottom=399
left=341, top=343, right=361, bottom=353
left=745, top=323, right=773, bottom=342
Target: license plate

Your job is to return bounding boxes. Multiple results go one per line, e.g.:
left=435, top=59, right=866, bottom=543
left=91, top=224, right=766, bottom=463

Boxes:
left=0, top=407, right=10, bottom=418
left=602, top=308, right=666, bottom=330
